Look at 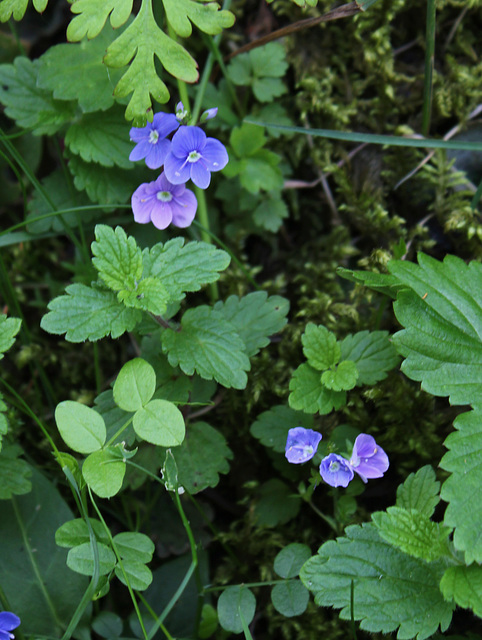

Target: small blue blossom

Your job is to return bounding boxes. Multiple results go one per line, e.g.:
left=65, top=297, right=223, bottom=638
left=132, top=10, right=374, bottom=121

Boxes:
left=132, top=172, right=197, bottom=230
left=285, top=427, right=322, bottom=464
left=0, top=613, right=21, bottom=640
left=129, top=112, right=180, bottom=169
left=349, top=434, right=389, bottom=483
left=319, top=453, right=354, bottom=488
left=200, top=107, right=218, bottom=122
left=164, top=125, right=229, bottom=189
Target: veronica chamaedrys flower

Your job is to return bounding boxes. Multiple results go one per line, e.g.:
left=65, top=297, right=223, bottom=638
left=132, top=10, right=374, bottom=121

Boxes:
left=0, top=613, right=21, bottom=640
left=285, top=427, right=322, bottom=464
left=164, top=125, right=229, bottom=189
left=319, top=453, right=354, bottom=488
left=129, top=112, right=180, bottom=169
left=131, top=172, right=197, bottom=230
left=200, top=107, right=218, bottom=122
left=349, top=434, right=389, bottom=483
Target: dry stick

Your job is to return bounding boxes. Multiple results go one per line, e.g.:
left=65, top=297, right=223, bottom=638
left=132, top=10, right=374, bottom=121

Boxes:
left=443, top=5, right=469, bottom=52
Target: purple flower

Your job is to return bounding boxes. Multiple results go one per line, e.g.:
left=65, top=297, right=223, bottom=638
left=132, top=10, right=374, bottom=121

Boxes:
left=200, top=107, right=218, bottom=122
left=319, top=453, right=354, bottom=488
left=129, top=112, right=180, bottom=169
left=164, top=126, right=229, bottom=189
left=131, top=172, right=197, bottom=230
left=0, top=613, right=20, bottom=640
left=349, top=434, right=389, bottom=483
left=285, top=427, right=322, bottom=464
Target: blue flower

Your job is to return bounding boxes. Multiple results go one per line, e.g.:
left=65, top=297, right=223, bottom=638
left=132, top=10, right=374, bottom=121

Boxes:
left=319, top=453, right=354, bottom=488
left=285, top=427, right=322, bottom=464
left=349, top=434, right=389, bottom=483
left=132, top=172, right=197, bottom=230
left=164, top=125, right=229, bottom=189
left=129, top=112, right=180, bottom=169
left=0, top=613, right=21, bottom=640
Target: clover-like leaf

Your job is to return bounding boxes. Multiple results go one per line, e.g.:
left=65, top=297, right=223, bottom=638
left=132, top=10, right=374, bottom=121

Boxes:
left=67, top=542, right=116, bottom=576
left=0, top=314, right=21, bottom=360
left=115, top=560, right=152, bottom=591
left=113, top=532, right=154, bottom=563
left=55, top=401, right=106, bottom=454
left=302, top=323, right=340, bottom=371
left=55, top=518, right=110, bottom=548
left=218, top=586, right=256, bottom=634
left=113, top=358, right=156, bottom=412
left=340, top=330, right=399, bottom=386
left=133, top=399, right=185, bottom=447
left=271, top=581, right=309, bottom=618
left=289, top=363, right=346, bottom=414
left=162, top=306, right=250, bottom=390
left=82, top=446, right=127, bottom=498
left=41, top=284, right=142, bottom=342
left=273, top=543, right=311, bottom=579
left=395, top=465, right=440, bottom=518
left=300, top=523, right=454, bottom=639
left=162, top=0, right=234, bottom=38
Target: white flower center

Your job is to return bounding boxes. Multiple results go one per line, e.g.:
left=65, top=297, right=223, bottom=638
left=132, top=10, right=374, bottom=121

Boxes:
left=329, top=461, right=340, bottom=472
left=157, top=191, right=173, bottom=202
left=149, top=130, right=159, bottom=144
left=188, top=150, right=201, bottom=163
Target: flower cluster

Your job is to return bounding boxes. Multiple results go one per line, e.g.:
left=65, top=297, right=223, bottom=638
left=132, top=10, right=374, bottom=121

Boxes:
left=0, top=612, right=20, bottom=640
left=129, top=103, right=228, bottom=230
left=285, top=427, right=389, bottom=488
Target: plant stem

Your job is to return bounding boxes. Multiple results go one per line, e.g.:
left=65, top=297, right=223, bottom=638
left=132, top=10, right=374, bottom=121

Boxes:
left=421, top=0, right=436, bottom=137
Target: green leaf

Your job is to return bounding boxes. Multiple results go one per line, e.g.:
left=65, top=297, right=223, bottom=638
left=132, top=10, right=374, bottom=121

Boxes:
left=214, top=292, right=289, bottom=357
left=253, top=195, right=288, bottom=232
left=372, top=507, right=451, bottom=561
left=55, top=401, right=106, bottom=454
left=217, top=586, right=256, bottom=634
left=168, top=421, right=233, bottom=494
left=238, top=151, right=283, bottom=194
left=336, top=267, right=402, bottom=298
left=162, top=0, right=234, bottom=37
left=92, top=611, right=123, bottom=638
left=274, top=543, right=312, bottom=579
left=41, top=283, right=142, bottom=342
left=440, top=407, right=482, bottom=563
left=302, top=323, right=340, bottom=371
left=250, top=405, right=314, bottom=453
left=37, top=24, right=124, bottom=113
left=0, top=314, right=21, bottom=360
left=144, top=238, right=230, bottom=302
left=92, top=225, right=143, bottom=292
left=230, top=122, right=266, bottom=157
left=252, top=77, right=287, bottom=103
left=67, top=541, right=116, bottom=576
left=162, top=306, right=250, bottom=390
left=271, top=581, right=309, bottom=617
left=395, top=465, right=440, bottom=518
left=0, top=451, right=32, bottom=499
left=133, top=399, right=185, bottom=446
left=55, top=518, right=110, bottom=548
left=300, top=523, right=454, bottom=639
left=113, top=358, right=156, bottom=412
left=440, top=565, right=482, bottom=618
left=0, top=57, right=76, bottom=135
left=82, top=446, right=127, bottom=498
left=115, top=560, right=152, bottom=591
left=340, top=330, right=399, bottom=386
left=65, top=107, right=134, bottom=169
left=389, top=254, right=482, bottom=406
left=321, top=360, right=358, bottom=391
left=249, top=43, right=288, bottom=79
left=113, top=531, right=155, bottom=563
left=0, top=0, right=48, bottom=21
left=67, top=0, right=133, bottom=40
left=103, top=0, right=198, bottom=123
left=254, top=479, right=301, bottom=527
left=289, top=363, right=346, bottom=414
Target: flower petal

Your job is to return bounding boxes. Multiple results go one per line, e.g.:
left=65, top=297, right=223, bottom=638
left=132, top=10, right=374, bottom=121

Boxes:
left=150, top=201, right=173, bottom=230
left=164, top=152, right=191, bottom=185
left=129, top=140, right=152, bottom=162
left=171, top=189, right=198, bottom=228
left=145, top=138, right=171, bottom=169
left=285, top=427, right=322, bottom=464
left=190, top=160, right=211, bottom=189
left=0, top=613, right=20, bottom=632
left=131, top=183, right=157, bottom=224
left=152, top=112, right=180, bottom=138
left=171, top=126, right=206, bottom=158
left=202, top=138, right=229, bottom=172
left=129, top=125, right=151, bottom=143
left=319, top=453, right=354, bottom=488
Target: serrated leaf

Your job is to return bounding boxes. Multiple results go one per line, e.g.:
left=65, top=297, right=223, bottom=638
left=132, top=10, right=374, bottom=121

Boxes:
left=168, top=421, right=233, bottom=494
left=162, top=306, right=250, bottom=390
left=254, top=479, right=301, bottom=527
left=250, top=405, right=314, bottom=453
left=289, top=363, right=346, bottom=414
left=217, top=586, right=256, bottom=634
left=300, top=523, right=454, bottom=639
left=103, top=0, right=198, bottom=123
left=37, top=25, right=124, bottom=113
left=340, top=330, right=399, bottom=386
left=82, top=446, right=126, bottom=498
left=113, top=358, right=156, bottom=412
left=230, top=122, right=266, bottom=157
left=162, top=0, right=234, bottom=38
left=390, top=254, right=482, bottom=406
left=133, top=399, right=185, bottom=446
left=55, top=401, right=106, bottom=454
left=440, top=565, right=482, bottom=618
left=143, top=238, right=230, bottom=302
left=372, top=507, right=451, bottom=561
left=55, top=518, right=110, bottom=548
left=115, top=560, right=152, bottom=591
left=0, top=314, right=21, bottom=360
left=440, top=407, right=482, bottom=563
left=302, top=323, right=340, bottom=371
left=271, top=581, right=309, bottom=617
left=0, top=452, right=32, bottom=499
left=252, top=77, right=287, bottom=103
left=113, top=532, right=154, bottom=563
left=67, top=541, right=116, bottom=576
left=238, top=151, right=283, bottom=194
left=41, top=283, right=142, bottom=342
left=249, top=43, right=288, bottom=79
left=321, top=360, right=358, bottom=391
left=92, top=225, right=143, bottom=292
left=336, top=267, right=402, bottom=298
left=0, top=58, right=76, bottom=135
left=214, top=292, right=289, bottom=357
left=65, top=107, right=134, bottom=169
left=396, top=465, right=440, bottom=518
left=253, top=195, right=288, bottom=232
left=274, top=543, right=311, bottom=579
left=67, top=0, right=133, bottom=41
